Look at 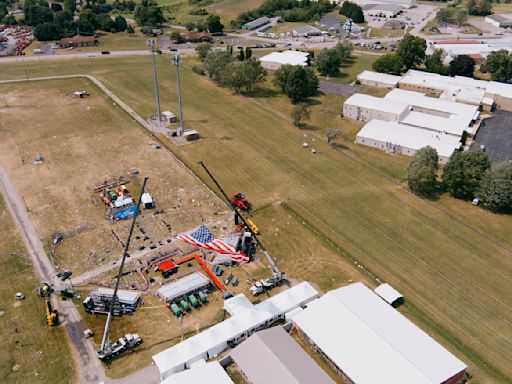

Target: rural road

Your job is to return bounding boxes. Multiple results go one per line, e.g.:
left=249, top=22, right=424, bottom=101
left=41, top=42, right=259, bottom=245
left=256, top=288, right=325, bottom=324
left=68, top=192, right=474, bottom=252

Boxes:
left=0, top=162, right=105, bottom=384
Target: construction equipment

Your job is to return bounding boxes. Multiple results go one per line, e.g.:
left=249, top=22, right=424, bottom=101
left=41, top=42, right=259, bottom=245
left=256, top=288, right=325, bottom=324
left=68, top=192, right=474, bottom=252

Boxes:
left=249, top=272, right=285, bottom=296
left=232, top=193, right=251, bottom=211
left=59, top=288, right=76, bottom=300
left=199, top=162, right=282, bottom=275
left=97, top=334, right=142, bottom=361
left=97, top=177, right=148, bottom=361
left=38, top=283, right=53, bottom=298
left=45, top=299, right=59, bottom=326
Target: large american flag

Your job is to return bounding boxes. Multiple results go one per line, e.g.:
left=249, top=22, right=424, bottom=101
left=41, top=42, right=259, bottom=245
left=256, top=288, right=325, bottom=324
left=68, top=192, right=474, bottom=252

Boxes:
left=177, top=225, right=249, bottom=263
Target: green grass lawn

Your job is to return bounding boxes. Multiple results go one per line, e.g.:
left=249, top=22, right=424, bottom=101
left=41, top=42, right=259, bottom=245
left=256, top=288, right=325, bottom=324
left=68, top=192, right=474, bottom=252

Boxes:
left=206, top=0, right=266, bottom=26
left=1, top=55, right=512, bottom=383
left=0, top=197, right=75, bottom=384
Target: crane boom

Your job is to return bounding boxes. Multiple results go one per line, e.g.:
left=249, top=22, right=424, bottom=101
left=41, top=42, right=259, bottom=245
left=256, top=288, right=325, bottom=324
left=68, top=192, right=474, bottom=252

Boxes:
left=198, top=162, right=280, bottom=274
left=100, top=177, right=149, bottom=352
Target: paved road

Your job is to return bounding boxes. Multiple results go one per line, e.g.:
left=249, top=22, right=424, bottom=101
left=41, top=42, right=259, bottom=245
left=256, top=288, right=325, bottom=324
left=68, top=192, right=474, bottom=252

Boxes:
left=0, top=161, right=105, bottom=384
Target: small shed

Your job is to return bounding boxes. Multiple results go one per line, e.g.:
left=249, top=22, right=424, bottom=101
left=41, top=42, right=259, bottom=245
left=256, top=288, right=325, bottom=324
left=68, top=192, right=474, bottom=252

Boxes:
left=184, top=129, right=200, bottom=142
left=374, top=283, right=404, bottom=307
left=74, top=90, right=89, bottom=98
left=162, top=111, right=178, bottom=124
left=141, top=192, right=155, bottom=209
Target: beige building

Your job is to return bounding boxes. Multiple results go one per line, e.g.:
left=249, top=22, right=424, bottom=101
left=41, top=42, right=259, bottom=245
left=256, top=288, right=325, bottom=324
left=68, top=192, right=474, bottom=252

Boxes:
left=357, top=70, right=401, bottom=89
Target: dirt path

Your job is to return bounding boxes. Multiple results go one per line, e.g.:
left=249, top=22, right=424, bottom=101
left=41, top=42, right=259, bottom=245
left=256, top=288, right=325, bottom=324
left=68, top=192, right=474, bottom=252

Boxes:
left=0, top=161, right=106, bottom=384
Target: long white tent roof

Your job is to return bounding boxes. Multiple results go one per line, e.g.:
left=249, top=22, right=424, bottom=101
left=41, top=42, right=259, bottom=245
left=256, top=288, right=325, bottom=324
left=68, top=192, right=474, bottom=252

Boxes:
left=93, top=288, right=141, bottom=305
left=356, top=119, right=461, bottom=159
left=157, top=272, right=210, bottom=302
left=291, top=283, right=467, bottom=384
left=153, top=282, right=319, bottom=379
left=160, top=361, right=233, bottom=384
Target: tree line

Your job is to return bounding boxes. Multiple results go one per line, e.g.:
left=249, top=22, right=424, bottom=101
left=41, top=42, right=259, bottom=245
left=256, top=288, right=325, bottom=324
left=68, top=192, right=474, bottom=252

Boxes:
left=372, top=35, right=511, bottom=82
left=407, top=147, right=512, bottom=213
left=232, top=0, right=335, bottom=29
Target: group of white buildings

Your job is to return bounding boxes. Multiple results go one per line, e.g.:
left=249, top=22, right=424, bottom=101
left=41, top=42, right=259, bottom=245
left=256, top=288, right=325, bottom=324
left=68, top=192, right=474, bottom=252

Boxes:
left=428, top=39, right=512, bottom=64
left=345, top=69, right=512, bottom=162
left=153, top=281, right=466, bottom=384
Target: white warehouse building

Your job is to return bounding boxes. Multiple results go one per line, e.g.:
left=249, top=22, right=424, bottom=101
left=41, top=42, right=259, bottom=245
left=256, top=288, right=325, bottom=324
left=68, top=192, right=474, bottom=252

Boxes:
left=355, top=119, right=462, bottom=163
left=343, top=93, right=409, bottom=123
left=153, top=282, right=319, bottom=380
left=356, top=70, right=402, bottom=89
left=258, top=51, right=309, bottom=70
left=291, top=283, right=467, bottom=384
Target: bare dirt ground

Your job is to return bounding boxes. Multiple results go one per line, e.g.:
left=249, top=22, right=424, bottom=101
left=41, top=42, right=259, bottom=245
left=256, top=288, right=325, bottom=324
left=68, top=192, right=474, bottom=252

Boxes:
left=0, top=78, right=232, bottom=276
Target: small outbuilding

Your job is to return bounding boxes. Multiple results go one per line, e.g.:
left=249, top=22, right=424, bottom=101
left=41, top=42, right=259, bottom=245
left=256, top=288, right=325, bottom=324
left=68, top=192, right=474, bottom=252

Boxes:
left=374, top=283, right=404, bottom=307
left=242, top=16, right=271, bottom=30
left=141, top=192, right=155, bottom=209
left=485, top=14, right=512, bottom=28
left=162, top=111, right=178, bottom=124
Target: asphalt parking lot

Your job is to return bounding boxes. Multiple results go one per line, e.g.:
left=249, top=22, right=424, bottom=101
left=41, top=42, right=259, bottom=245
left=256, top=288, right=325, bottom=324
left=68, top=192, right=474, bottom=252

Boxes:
left=318, top=80, right=360, bottom=96
left=470, top=110, right=512, bottom=164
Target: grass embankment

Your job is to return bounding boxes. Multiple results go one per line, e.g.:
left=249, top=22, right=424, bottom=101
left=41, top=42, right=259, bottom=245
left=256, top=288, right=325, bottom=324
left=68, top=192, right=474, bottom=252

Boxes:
left=1, top=55, right=512, bottom=383
left=0, top=197, right=75, bottom=384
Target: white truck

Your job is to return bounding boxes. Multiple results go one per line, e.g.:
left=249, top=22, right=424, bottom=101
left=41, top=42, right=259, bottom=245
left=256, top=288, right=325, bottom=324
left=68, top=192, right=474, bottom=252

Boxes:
left=249, top=272, right=284, bottom=296
left=97, top=333, right=142, bottom=360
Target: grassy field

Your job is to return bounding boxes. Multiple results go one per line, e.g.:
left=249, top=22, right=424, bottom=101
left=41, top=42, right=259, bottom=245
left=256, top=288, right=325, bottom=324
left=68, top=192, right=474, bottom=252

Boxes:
left=1, top=56, right=512, bottom=383
left=206, top=0, right=266, bottom=26
left=0, top=197, right=75, bottom=384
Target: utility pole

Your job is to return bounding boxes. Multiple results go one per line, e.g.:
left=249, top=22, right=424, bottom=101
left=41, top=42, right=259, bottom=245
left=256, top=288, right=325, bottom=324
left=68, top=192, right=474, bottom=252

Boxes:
left=173, top=53, right=184, bottom=136
left=147, top=39, right=162, bottom=122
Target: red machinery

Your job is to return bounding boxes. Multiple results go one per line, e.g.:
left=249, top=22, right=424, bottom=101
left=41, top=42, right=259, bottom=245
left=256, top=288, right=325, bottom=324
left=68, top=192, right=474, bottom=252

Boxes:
left=231, top=193, right=251, bottom=211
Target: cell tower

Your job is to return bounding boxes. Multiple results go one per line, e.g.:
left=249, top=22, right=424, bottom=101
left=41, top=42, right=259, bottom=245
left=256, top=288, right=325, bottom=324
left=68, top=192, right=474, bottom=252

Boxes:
left=173, top=53, right=185, bottom=136
left=147, top=38, right=162, bottom=122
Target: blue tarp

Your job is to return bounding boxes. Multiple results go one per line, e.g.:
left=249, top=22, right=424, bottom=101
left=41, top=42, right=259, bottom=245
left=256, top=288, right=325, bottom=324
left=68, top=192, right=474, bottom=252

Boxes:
left=114, top=205, right=139, bottom=220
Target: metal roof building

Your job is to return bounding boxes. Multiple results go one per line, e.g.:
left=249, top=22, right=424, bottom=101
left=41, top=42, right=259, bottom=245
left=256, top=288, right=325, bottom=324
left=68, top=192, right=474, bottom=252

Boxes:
left=153, top=282, right=319, bottom=380
left=157, top=272, right=210, bottom=303
left=241, top=16, right=270, bottom=30
left=160, top=361, right=233, bottom=384
left=259, top=51, right=309, bottom=70
left=291, top=283, right=467, bottom=384
left=292, top=25, right=322, bottom=36
left=231, top=327, right=335, bottom=384
left=356, top=70, right=402, bottom=89
left=374, top=283, right=403, bottom=306
left=355, top=119, right=462, bottom=163
left=350, top=0, right=415, bottom=9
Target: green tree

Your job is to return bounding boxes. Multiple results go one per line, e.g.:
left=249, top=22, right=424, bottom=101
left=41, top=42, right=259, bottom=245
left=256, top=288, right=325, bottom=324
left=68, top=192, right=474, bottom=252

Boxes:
left=339, top=1, right=364, bottom=23
left=237, top=48, right=245, bottom=61
left=3, top=14, right=17, bottom=26
left=372, top=54, right=403, bottom=75
left=443, top=151, right=490, bottom=200
left=185, top=22, right=195, bottom=31
left=477, top=0, right=492, bottom=16
left=24, top=1, right=54, bottom=26
left=481, top=50, right=512, bottom=82
left=334, top=41, right=352, bottom=61
left=204, top=51, right=233, bottom=83
left=207, top=14, right=224, bottom=33
left=114, top=15, right=128, bottom=32
left=63, top=0, right=76, bottom=13
left=171, top=30, right=184, bottom=43
left=274, top=65, right=318, bottom=103
left=316, top=48, right=341, bottom=76
left=245, top=47, right=252, bottom=59
left=425, top=49, right=448, bottom=75
left=291, top=103, right=311, bottom=129
left=222, top=59, right=267, bottom=94
left=407, top=146, right=439, bottom=197
left=477, top=162, right=512, bottom=213
left=454, top=6, right=468, bottom=26
left=134, top=4, right=164, bottom=27
left=195, top=44, right=211, bottom=61
left=96, top=13, right=115, bottom=32
left=397, top=35, right=426, bottom=70
left=449, top=55, right=475, bottom=78
left=325, top=127, right=340, bottom=145
left=79, top=9, right=99, bottom=29
left=34, top=22, right=62, bottom=41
